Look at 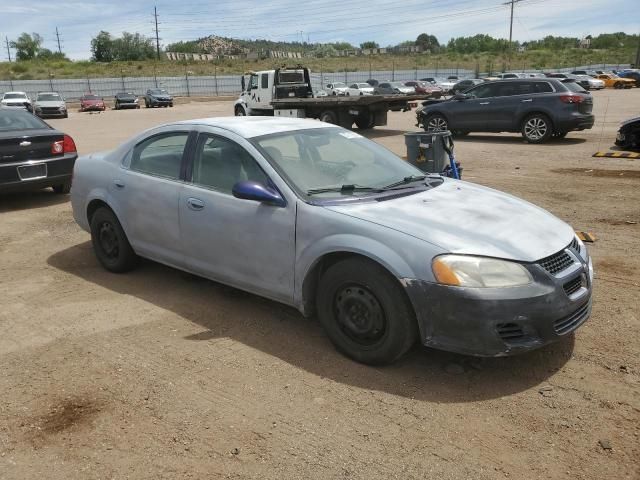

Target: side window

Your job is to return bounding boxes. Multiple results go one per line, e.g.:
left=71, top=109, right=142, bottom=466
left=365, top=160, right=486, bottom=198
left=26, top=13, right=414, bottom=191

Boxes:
left=261, top=74, right=269, bottom=89
left=191, top=135, right=269, bottom=194
left=534, top=82, right=553, bottom=93
left=130, top=133, right=189, bottom=180
left=468, top=83, right=498, bottom=98
left=349, top=84, right=357, bottom=89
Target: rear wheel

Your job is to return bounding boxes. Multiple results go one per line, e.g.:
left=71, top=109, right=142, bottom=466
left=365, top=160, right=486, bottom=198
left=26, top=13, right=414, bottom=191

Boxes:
left=319, top=110, right=338, bottom=124
left=522, top=113, right=553, bottom=143
left=355, top=113, right=375, bottom=130
left=424, top=113, right=448, bottom=132
left=52, top=181, right=71, bottom=194
left=90, top=207, right=138, bottom=273
left=614, top=82, right=623, bottom=89
left=316, top=258, right=418, bottom=365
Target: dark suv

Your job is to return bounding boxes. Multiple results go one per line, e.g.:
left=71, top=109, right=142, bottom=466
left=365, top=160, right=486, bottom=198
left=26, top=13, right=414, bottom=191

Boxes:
left=417, top=78, right=594, bottom=143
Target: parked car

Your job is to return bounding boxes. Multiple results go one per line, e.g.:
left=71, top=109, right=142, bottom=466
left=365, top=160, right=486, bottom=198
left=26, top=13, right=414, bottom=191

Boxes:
left=574, top=75, right=605, bottom=90
left=434, top=78, right=456, bottom=93
left=374, top=82, right=415, bottom=95
left=527, top=73, right=546, bottom=78
left=70, top=117, right=593, bottom=365
left=346, top=83, right=374, bottom=96
left=546, top=73, right=591, bottom=90
left=80, top=94, right=106, bottom=112
left=325, top=82, right=348, bottom=96
left=404, top=81, right=443, bottom=98
left=417, top=78, right=594, bottom=143
left=618, top=70, right=640, bottom=87
left=420, top=77, right=438, bottom=85
left=114, top=92, right=140, bottom=110
left=495, top=73, right=526, bottom=79
left=365, top=79, right=380, bottom=87
left=571, top=70, right=598, bottom=77
left=595, top=74, right=635, bottom=89
left=446, top=75, right=459, bottom=80
left=451, top=79, right=484, bottom=94
left=1, top=91, right=33, bottom=113
left=144, top=88, right=174, bottom=107
left=33, top=92, right=68, bottom=118
left=615, top=116, right=640, bottom=150
left=0, top=108, right=77, bottom=193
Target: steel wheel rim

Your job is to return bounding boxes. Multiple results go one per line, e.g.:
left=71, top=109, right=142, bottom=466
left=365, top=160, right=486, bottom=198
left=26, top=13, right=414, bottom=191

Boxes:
left=99, top=222, right=119, bottom=260
left=525, top=117, right=547, bottom=140
left=334, top=284, right=386, bottom=346
left=427, top=116, right=447, bottom=132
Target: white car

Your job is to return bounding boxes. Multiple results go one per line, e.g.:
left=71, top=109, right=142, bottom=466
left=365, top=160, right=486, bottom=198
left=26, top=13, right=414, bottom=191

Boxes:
left=435, top=79, right=456, bottom=93
left=347, top=83, right=374, bottom=96
left=1, top=91, right=32, bottom=112
left=325, top=82, right=349, bottom=96
left=495, top=73, right=527, bottom=79
left=575, top=75, right=605, bottom=90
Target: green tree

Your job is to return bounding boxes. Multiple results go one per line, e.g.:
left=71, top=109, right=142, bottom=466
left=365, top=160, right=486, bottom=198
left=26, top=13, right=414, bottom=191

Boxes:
left=360, top=41, right=379, bottom=49
left=416, top=33, right=439, bottom=52
left=10, top=33, right=43, bottom=60
left=313, top=44, right=337, bottom=57
left=331, top=42, right=355, bottom=51
left=91, top=31, right=114, bottom=62
left=37, top=48, right=69, bottom=61
left=111, top=32, right=156, bottom=61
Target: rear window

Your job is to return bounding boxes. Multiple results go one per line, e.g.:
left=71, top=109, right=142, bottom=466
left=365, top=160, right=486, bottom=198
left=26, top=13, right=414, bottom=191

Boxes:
left=562, top=81, right=587, bottom=93
left=278, top=71, right=305, bottom=84
left=0, top=109, right=49, bottom=131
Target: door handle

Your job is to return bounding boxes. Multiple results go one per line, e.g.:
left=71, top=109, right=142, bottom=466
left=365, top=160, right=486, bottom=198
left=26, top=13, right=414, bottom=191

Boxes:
left=521, top=99, right=533, bottom=102
left=479, top=102, right=490, bottom=105
left=186, top=197, right=205, bottom=211
left=113, top=179, right=125, bottom=189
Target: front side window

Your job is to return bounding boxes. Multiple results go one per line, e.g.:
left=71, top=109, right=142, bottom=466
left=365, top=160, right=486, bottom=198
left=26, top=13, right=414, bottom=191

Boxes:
left=191, top=135, right=268, bottom=194
left=249, top=76, right=258, bottom=90
left=468, top=83, right=499, bottom=98
left=130, top=133, right=189, bottom=180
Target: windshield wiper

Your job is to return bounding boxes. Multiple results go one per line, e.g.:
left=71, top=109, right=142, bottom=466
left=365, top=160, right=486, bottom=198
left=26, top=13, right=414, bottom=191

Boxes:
left=382, top=175, right=427, bottom=189
left=306, top=184, right=383, bottom=196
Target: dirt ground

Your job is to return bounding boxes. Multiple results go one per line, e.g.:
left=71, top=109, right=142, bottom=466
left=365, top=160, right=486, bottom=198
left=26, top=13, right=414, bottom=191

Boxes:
left=1, top=90, right=639, bottom=480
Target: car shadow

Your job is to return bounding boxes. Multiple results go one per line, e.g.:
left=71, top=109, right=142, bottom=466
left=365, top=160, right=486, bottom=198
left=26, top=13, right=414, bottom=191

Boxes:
left=0, top=189, right=69, bottom=213
left=47, top=242, right=574, bottom=403
left=453, top=134, right=587, bottom=145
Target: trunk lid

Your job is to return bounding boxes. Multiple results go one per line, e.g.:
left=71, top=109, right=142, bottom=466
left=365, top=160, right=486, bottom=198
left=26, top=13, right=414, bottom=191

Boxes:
left=0, top=129, right=63, bottom=163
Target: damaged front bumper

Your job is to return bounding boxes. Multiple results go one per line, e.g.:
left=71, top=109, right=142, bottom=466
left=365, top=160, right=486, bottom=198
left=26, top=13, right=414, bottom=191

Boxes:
left=402, top=253, right=593, bottom=357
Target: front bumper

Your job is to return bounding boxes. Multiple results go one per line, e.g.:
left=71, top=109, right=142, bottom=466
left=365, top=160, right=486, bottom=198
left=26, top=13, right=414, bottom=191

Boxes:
left=403, top=245, right=593, bottom=356
left=81, top=104, right=105, bottom=111
left=0, top=155, right=76, bottom=192
left=117, top=102, right=139, bottom=108
left=149, top=98, right=173, bottom=105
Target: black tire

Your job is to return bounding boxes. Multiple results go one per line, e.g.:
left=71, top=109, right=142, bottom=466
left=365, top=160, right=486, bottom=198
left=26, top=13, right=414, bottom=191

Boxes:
left=234, top=105, right=246, bottom=116
left=114, top=103, right=119, bottom=110
left=90, top=207, right=138, bottom=273
left=52, top=181, right=71, bottom=194
left=145, top=100, right=150, bottom=108
left=614, top=82, right=623, bottom=89
left=63, top=112, right=68, bottom=118
left=423, top=113, right=448, bottom=132
left=319, top=110, right=338, bottom=124
left=169, top=103, right=173, bottom=107
left=354, top=113, right=375, bottom=130
left=136, top=105, right=140, bottom=109
left=521, top=113, right=553, bottom=144
left=316, top=257, right=418, bottom=365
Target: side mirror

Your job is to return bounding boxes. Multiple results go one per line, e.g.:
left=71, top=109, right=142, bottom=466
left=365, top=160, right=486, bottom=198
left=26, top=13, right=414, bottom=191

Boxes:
left=453, top=93, right=468, bottom=101
left=241, top=76, right=246, bottom=91
left=232, top=181, right=285, bottom=207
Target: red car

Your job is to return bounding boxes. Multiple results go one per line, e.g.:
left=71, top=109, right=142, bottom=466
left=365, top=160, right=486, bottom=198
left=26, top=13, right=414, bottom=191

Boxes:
left=404, top=81, right=443, bottom=98
left=79, top=94, right=106, bottom=112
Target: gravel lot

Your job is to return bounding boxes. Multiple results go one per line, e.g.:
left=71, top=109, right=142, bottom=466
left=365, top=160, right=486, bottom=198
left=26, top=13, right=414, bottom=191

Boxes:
left=1, top=90, right=639, bottom=480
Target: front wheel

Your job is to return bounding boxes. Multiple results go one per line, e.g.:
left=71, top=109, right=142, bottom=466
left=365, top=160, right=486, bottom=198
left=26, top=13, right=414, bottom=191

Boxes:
left=614, top=82, right=623, bottom=89
left=234, top=105, right=246, bottom=116
left=521, top=114, right=553, bottom=143
left=316, top=258, right=418, bottom=365
left=90, top=207, right=138, bottom=273
left=319, top=110, right=338, bottom=125
left=423, top=113, right=448, bottom=132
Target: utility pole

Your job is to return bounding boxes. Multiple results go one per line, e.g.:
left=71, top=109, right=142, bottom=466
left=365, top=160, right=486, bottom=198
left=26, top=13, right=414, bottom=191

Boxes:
left=55, top=27, right=62, bottom=54
left=502, top=0, right=523, bottom=49
left=154, top=6, right=161, bottom=60
left=5, top=36, right=11, bottom=62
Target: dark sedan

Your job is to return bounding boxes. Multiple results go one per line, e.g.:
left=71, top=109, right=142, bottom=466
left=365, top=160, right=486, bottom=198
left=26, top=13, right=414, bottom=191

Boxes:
left=619, top=71, right=640, bottom=87
left=0, top=109, right=77, bottom=193
left=417, top=78, right=594, bottom=143
left=114, top=92, right=140, bottom=110
left=615, top=116, right=640, bottom=150
left=144, top=88, right=173, bottom=108
left=451, top=79, right=485, bottom=94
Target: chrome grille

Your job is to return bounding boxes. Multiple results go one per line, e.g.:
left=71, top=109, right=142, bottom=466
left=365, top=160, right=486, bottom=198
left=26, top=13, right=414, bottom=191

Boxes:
left=563, top=276, right=583, bottom=296
left=554, top=302, right=590, bottom=335
left=538, top=249, right=574, bottom=275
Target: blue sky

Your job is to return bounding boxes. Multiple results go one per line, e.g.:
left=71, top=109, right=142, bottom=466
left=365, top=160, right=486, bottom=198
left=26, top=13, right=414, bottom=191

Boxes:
left=1, top=0, right=638, bottom=60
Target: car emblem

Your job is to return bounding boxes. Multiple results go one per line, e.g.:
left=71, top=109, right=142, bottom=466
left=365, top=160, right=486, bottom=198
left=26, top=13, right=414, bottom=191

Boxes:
left=19, top=141, right=31, bottom=147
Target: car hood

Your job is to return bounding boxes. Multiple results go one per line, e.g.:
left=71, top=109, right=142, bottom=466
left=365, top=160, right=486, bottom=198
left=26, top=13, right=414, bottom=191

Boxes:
left=323, top=180, right=574, bottom=262
left=621, top=116, right=640, bottom=127
left=35, top=100, right=65, bottom=107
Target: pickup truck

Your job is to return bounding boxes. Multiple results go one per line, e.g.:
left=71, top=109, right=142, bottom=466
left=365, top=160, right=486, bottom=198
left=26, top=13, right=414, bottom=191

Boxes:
left=233, top=67, right=428, bottom=129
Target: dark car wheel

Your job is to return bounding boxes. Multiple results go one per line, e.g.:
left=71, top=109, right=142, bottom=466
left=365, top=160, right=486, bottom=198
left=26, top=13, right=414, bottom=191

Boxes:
left=145, top=100, right=150, bottom=108
left=424, top=113, right=448, bottom=132
left=614, top=82, right=623, bottom=89
left=355, top=113, right=375, bottom=130
left=169, top=103, right=173, bottom=107
left=522, top=114, right=553, bottom=143
left=52, top=181, right=71, bottom=194
left=319, top=110, right=338, bottom=124
left=90, top=207, right=138, bottom=273
left=234, top=105, right=246, bottom=116
left=316, top=258, right=418, bottom=365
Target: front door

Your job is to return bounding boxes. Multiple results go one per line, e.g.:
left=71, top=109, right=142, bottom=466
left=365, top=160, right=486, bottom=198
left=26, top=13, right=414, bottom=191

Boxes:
left=179, top=131, right=296, bottom=303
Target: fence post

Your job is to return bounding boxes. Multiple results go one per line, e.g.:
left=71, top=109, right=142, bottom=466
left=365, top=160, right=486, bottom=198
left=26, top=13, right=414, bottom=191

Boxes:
left=435, top=60, right=439, bottom=77
left=392, top=61, right=395, bottom=81
left=185, top=67, right=190, bottom=97
left=344, top=62, right=347, bottom=83
left=48, top=72, right=54, bottom=91
left=368, top=60, right=371, bottom=79
left=455, top=62, right=459, bottom=76
left=86, top=74, right=91, bottom=93
left=121, top=69, right=125, bottom=91
left=9, top=77, right=14, bottom=90
left=214, top=63, right=219, bottom=96
left=414, top=59, right=418, bottom=80
left=320, top=61, right=324, bottom=87
left=154, top=64, right=158, bottom=88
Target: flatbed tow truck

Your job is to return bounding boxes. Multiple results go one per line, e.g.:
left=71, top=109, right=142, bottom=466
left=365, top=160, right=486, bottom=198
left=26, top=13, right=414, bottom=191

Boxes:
left=233, top=66, right=431, bottom=129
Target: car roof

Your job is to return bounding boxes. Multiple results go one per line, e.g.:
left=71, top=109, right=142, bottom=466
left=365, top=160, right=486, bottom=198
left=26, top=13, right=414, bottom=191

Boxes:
left=175, top=116, right=337, bottom=139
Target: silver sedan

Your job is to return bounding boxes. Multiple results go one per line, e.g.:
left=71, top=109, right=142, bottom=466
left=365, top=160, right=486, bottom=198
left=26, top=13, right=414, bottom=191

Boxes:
left=71, top=117, right=593, bottom=364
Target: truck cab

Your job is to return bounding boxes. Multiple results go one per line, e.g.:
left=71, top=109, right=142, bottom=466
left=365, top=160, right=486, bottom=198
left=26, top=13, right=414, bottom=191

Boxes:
left=234, top=67, right=313, bottom=116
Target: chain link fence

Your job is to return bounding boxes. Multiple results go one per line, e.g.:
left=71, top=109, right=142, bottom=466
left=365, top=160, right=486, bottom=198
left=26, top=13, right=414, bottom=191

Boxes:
left=0, top=63, right=631, bottom=101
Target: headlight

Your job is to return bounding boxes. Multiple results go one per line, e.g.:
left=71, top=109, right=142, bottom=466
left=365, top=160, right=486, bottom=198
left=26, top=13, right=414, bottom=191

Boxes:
left=134, top=98, right=139, bottom=103
left=432, top=255, right=532, bottom=288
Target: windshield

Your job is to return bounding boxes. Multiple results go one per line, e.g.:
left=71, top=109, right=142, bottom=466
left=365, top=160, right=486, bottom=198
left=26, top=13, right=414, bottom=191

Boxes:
left=3, top=93, right=27, bottom=100
left=82, top=95, right=100, bottom=100
left=0, top=109, right=49, bottom=131
left=252, top=128, right=426, bottom=198
left=150, top=89, right=168, bottom=95
left=332, top=82, right=346, bottom=88
left=36, top=93, right=61, bottom=101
